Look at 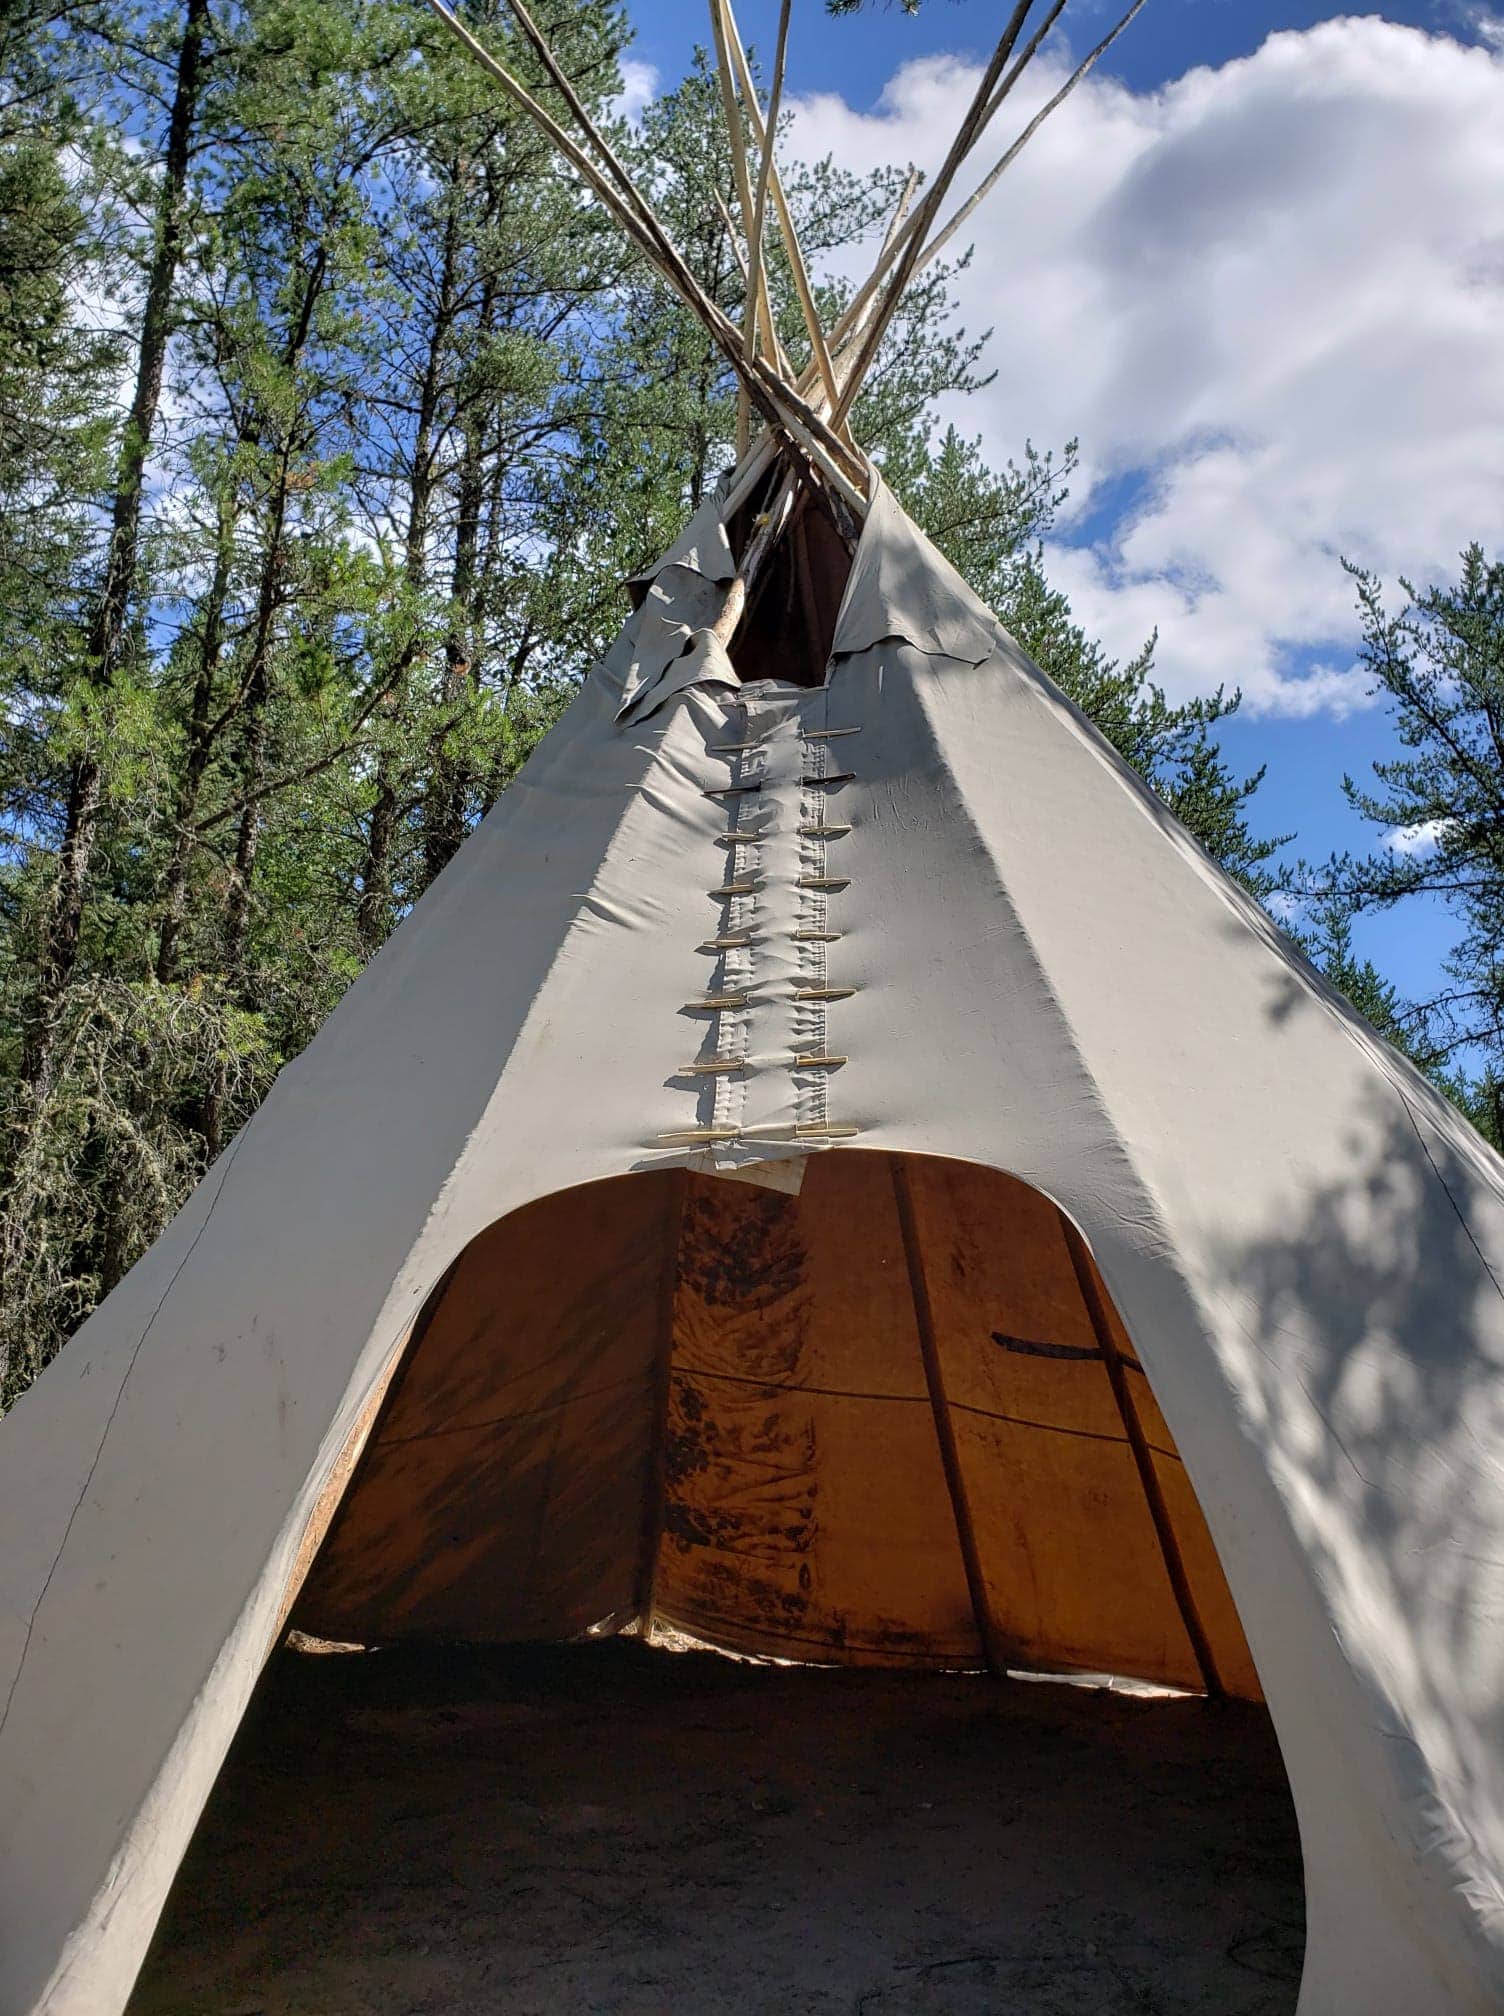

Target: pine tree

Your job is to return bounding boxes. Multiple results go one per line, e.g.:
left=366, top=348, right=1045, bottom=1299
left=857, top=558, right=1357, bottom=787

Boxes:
left=900, top=425, right=1285, bottom=892
left=0, top=11, right=1294, bottom=1403
left=1287, top=548, right=1504, bottom=1140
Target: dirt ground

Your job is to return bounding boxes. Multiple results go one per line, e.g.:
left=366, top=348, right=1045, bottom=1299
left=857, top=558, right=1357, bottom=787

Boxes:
left=128, top=1637, right=1304, bottom=2016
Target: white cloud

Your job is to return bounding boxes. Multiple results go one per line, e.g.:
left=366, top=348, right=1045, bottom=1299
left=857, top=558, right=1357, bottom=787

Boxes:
left=785, top=21, right=1504, bottom=714
left=1385, top=818, right=1454, bottom=857
left=1462, top=8, right=1504, bottom=54
left=614, top=57, right=659, bottom=125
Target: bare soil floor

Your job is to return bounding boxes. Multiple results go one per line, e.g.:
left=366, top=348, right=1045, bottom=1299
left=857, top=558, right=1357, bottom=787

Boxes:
left=128, top=1638, right=1304, bottom=2016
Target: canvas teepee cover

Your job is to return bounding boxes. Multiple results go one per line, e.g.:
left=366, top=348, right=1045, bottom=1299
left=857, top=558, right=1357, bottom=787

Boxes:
left=4, top=4, right=1504, bottom=2011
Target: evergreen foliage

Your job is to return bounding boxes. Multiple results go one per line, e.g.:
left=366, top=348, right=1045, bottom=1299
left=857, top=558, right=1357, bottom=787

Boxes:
left=900, top=427, right=1285, bottom=895
left=1287, top=549, right=1504, bottom=1142
left=0, top=0, right=1299, bottom=1403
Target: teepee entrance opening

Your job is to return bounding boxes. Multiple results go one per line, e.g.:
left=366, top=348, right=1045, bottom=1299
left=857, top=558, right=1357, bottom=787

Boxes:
left=125, top=1152, right=1305, bottom=2016
left=290, top=1152, right=1263, bottom=1700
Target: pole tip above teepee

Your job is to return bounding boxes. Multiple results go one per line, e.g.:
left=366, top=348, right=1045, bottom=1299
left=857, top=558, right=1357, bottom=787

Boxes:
left=423, top=0, right=1151, bottom=515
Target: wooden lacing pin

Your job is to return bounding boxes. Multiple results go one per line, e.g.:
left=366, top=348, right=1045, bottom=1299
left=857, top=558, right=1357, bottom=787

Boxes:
left=795, top=985, right=857, bottom=1002
left=715, top=832, right=760, bottom=849
left=703, top=781, right=763, bottom=799
left=798, top=875, right=849, bottom=892
left=799, top=823, right=851, bottom=840
left=688, top=991, right=751, bottom=1011
left=795, top=1123, right=860, bottom=1140
left=803, top=727, right=860, bottom=740
left=709, top=881, right=760, bottom=899
left=791, top=928, right=842, bottom=942
left=802, top=771, right=855, bottom=786
left=792, top=1052, right=847, bottom=1068
left=701, top=934, right=756, bottom=951
left=658, top=1127, right=742, bottom=1145
left=710, top=740, right=763, bottom=754
left=683, top=1058, right=746, bottom=1076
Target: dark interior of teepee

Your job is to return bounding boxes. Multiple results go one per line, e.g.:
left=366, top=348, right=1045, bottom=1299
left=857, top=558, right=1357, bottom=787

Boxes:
left=723, top=474, right=856, bottom=688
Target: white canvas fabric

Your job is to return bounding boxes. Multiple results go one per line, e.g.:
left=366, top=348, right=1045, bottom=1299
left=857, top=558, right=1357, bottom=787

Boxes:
left=2, top=480, right=1503, bottom=2013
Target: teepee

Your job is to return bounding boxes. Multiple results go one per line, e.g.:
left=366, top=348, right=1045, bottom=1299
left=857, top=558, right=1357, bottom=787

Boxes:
left=3, top=3, right=1503, bottom=2011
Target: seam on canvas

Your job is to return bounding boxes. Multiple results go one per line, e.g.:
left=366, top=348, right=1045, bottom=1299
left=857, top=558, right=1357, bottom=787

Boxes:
left=726, top=702, right=763, bottom=1140
left=707, top=699, right=763, bottom=1143
left=0, top=1125, right=250, bottom=1738
left=674, top=1361, right=1182, bottom=1456
left=794, top=693, right=834, bottom=1132
left=1399, top=1087, right=1504, bottom=1309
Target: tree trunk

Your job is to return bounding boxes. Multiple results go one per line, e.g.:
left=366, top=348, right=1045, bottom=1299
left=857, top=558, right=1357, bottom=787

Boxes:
left=199, top=238, right=328, bottom=1155
left=354, top=776, right=401, bottom=957
left=355, top=187, right=463, bottom=948
left=18, top=0, right=209, bottom=1106
left=422, top=292, right=493, bottom=887
left=157, top=499, right=235, bottom=983
left=200, top=514, right=278, bottom=1163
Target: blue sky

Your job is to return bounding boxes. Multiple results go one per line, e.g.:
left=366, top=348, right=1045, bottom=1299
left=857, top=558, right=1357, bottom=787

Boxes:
left=618, top=1, right=1504, bottom=1049
left=629, top=2, right=1489, bottom=102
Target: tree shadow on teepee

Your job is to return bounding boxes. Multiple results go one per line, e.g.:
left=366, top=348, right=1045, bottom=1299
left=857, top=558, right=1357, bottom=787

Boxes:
left=7, top=3, right=1502, bottom=2013
left=1208, top=962, right=1504, bottom=1780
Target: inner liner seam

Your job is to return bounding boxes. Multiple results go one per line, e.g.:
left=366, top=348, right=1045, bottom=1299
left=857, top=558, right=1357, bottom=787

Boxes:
left=672, top=1362, right=1181, bottom=1457
left=371, top=1370, right=648, bottom=1448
